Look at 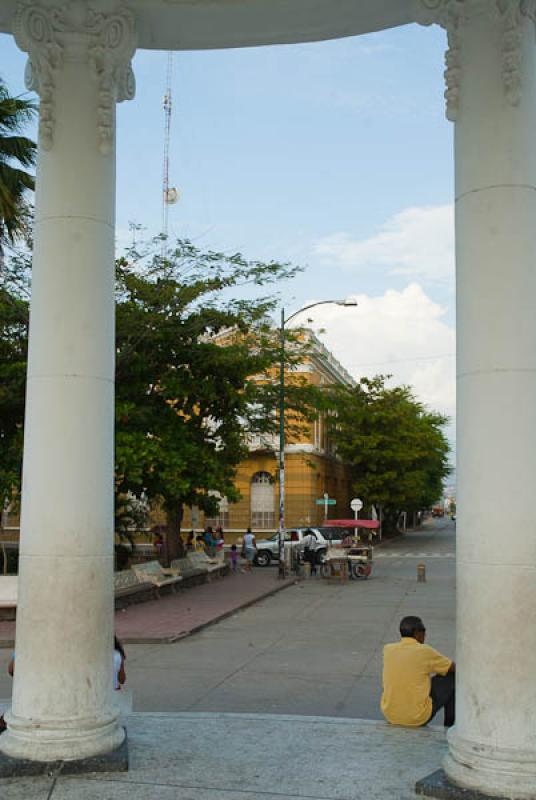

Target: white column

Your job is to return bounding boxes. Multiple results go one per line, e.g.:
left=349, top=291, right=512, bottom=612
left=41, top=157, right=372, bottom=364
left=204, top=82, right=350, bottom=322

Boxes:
left=419, top=1, right=536, bottom=796
left=0, top=1, right=136, bottom=763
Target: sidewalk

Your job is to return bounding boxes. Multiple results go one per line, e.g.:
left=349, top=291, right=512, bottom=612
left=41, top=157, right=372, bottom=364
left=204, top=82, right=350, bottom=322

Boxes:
left=116, top=570, right=296, bottom=643
left=0, top=570, right=296, bottom=647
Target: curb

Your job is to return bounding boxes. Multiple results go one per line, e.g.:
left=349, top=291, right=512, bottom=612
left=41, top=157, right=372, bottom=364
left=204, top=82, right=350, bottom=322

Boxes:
left=121, top=576, right=298, bottom=645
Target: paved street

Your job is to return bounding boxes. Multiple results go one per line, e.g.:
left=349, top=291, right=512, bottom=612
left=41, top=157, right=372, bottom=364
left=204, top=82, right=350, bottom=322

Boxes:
left=0, top=519, right=455, bottom=720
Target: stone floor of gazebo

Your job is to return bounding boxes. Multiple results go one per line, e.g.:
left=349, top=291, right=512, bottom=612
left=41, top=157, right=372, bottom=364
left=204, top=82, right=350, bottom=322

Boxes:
left=2, top=712, right=448, bottom=799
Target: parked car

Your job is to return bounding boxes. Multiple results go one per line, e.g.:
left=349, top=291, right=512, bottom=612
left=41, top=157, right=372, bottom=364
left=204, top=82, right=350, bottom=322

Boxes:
left=254, top=527, right=348, bottom=567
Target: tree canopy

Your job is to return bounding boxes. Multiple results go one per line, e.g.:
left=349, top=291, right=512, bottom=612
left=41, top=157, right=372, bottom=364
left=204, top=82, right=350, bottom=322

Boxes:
left=325, top=375, right=450, bottom=530
left=114, top=237, right=317, bottom=556
left=0, top=234, right=319, bottom=557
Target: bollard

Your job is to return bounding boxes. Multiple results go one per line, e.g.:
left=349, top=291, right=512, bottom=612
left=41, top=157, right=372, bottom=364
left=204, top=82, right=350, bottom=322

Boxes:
left=417, top=563, right=426, bottom=583
left=303, top=561, right=311, bottom=579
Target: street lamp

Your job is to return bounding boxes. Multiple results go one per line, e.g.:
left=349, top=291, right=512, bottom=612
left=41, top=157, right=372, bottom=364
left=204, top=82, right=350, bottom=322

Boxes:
left=277, top=299, right=358, bottom=578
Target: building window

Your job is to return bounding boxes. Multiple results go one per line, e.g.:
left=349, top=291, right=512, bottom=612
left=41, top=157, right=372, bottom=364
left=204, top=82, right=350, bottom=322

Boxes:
left=250, top=471, right=275, bottom=529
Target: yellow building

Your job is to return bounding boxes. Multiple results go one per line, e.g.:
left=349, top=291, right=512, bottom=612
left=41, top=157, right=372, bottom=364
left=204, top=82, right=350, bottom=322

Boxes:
left=185, top=332, right=356, bottom=535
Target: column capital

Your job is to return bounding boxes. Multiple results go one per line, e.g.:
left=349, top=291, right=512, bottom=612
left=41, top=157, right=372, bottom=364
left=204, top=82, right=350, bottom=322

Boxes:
left=14, top=0, right=137, bottom=153
left=414, top=0, right=536, bottom=121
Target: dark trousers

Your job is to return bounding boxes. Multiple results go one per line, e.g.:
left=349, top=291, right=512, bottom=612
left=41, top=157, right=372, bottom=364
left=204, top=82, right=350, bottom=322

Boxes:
left=429, top=672, right=455, bottom=727
left=304, top=549, right=317, bottom=574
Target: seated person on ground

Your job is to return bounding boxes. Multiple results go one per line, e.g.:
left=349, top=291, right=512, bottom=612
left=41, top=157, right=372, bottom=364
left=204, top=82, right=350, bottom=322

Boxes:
left=381, top=615, right=455, bottom=728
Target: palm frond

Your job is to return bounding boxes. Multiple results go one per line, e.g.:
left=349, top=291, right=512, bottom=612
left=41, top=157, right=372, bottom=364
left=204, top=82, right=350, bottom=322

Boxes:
left=0, top=79, right=36, bottom=245
left=0, top=135, right=36, bottom=168
left=0, top=82, right=37, bottom=134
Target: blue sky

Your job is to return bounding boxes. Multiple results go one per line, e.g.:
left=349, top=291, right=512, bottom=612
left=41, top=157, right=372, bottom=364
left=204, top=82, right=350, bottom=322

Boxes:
left=1, top=21, right=456, bottom=468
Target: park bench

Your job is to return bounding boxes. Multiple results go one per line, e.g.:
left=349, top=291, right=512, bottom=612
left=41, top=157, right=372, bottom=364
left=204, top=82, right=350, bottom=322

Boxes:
left=187, top=551, right=228, bottom=580
left=132, top=560, right=183, bottom=592
left=170, top=557, right=207, bottom=582
left=114, top=568, right=158, bottom=609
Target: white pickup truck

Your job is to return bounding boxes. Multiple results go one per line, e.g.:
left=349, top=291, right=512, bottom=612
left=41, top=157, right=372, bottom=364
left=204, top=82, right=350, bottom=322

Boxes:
left=254, top=527, right=347, bottom=567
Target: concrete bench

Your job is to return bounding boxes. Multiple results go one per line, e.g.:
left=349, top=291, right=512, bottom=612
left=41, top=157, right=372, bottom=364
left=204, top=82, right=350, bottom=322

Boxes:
left=187, top=551, right=228, bottom=580
left=170, top=557, right=207, bottom=581
left=114, top=569, right=158, bottom=609
left=132, top=560, right=183, bottom=591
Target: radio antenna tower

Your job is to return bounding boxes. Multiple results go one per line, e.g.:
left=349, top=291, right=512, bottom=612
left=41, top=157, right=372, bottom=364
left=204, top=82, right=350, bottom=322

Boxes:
left=162, top=51, right=177, bottom=258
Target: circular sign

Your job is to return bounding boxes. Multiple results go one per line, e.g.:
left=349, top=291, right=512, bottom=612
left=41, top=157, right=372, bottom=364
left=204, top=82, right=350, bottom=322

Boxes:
left=350, top=498, right=363, bottom=512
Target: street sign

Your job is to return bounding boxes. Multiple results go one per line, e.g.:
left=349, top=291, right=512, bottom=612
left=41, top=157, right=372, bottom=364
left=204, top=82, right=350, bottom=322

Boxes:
left=316, top=498, right=336, bottom=505
left=350, top=498, right=363, bottom=512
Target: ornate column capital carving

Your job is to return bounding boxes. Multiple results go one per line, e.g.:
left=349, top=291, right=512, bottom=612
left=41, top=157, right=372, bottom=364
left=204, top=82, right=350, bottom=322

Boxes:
left=414, top=0, right=466, bottom=29
left=495, top=0, right=536, bottom=106
left=414, top=0, right=536, bottom=120
left=14, top=0, right=137, bottom=153
left=414, top=1, right=467, bottom=122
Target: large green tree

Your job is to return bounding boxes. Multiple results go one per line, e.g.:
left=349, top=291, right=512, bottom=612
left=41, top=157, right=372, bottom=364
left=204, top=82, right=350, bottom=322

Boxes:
left=115, top=237, right=317, bottom=560
left=0, top=234, right=318, bottom=555
left=0, top=79, right=36, bottom=247
left=326, top=376, right=450, bottom=532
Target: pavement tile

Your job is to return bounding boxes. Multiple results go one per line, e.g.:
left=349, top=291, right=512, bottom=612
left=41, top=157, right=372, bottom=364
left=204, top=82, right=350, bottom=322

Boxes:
left=336, top=676, right=384, bottom=720
left=52, top=778, right=310, bottom=800
left=0, top=776, right=53, bottom=798
left=49, top=713, right=448, bottom=800
left=126, top=667, right=225, bottom=711
left=184, top=671, right=352, bottom=715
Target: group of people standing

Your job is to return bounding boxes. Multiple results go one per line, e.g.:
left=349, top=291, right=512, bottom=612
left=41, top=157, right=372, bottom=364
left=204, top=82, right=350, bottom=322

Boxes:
left=184, top=526, right=258, bottom=573
left=154, top=524, right=259, bottom=573
left=185, top=527, right=225, bottom=558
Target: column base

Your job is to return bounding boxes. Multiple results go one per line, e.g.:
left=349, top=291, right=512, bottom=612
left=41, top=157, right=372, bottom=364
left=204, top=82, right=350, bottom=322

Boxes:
left=0, top=727, right=128, bottom=779
left=416, top=769, right=512, bottom=800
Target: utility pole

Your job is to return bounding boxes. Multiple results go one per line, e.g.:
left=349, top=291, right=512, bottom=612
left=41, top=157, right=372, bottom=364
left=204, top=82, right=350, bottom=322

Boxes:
left=277, top=299, right=357, bottom=579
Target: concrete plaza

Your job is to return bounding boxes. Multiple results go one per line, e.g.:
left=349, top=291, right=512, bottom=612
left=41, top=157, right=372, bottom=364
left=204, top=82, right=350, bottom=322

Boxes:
left=3, top=712, right=448, bottom=800
left=117, top=519, right=455, bottom=719
left=0, top=520, right=455, bottom=718
left=2, top=519, right=456, bottom=798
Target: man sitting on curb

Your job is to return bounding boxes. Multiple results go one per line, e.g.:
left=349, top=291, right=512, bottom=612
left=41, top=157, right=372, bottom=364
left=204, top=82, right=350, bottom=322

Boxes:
left=381, top=615, right=455, bottom=728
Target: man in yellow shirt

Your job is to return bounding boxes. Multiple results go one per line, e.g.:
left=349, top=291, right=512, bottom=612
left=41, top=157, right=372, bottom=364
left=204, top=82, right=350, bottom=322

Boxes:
left=381, top=616, right=455, bottom=728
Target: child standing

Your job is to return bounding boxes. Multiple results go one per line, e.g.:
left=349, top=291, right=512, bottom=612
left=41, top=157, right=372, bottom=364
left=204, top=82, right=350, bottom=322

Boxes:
left=230, top=544, right=239, bottom=572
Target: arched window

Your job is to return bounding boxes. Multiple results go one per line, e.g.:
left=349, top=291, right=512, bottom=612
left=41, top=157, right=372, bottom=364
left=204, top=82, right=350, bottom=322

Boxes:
left=251, top=471, right=275, bottom=529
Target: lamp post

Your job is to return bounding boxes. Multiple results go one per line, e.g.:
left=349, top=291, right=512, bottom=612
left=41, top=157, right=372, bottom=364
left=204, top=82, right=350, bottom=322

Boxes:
left=278, top=299, right=358, bottom=578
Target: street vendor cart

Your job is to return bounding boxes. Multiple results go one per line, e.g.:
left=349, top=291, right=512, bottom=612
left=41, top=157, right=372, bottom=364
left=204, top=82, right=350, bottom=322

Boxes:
left=320, top=519, right=379, bottom=581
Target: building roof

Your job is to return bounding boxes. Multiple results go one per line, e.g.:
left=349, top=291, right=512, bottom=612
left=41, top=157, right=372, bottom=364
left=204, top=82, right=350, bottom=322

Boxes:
left=209, top=326, right=355, bottom=389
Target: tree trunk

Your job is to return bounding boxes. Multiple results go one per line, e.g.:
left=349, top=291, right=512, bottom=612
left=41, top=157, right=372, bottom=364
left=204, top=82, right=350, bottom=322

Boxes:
left=164, top=506, right=185, bottom=567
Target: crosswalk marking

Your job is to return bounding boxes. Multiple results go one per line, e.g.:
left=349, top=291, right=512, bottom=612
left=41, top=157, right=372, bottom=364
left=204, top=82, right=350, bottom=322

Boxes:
left=375, top=552, right=455, bottom=559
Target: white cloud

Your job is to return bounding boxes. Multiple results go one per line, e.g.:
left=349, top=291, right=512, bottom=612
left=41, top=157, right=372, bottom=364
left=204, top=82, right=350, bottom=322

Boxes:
left=314, top=204, right=454, bottom=283
left=293, top=283, right=456, bottom=418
